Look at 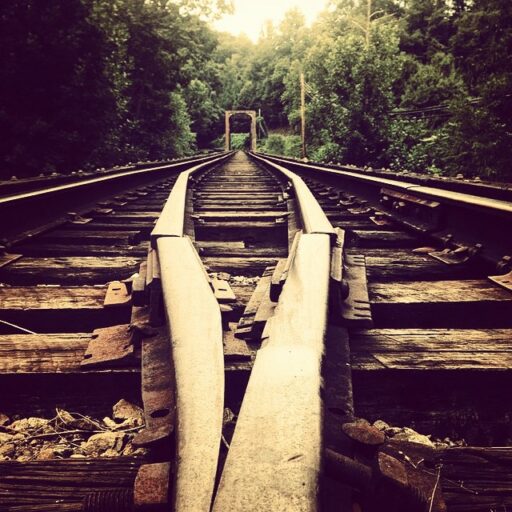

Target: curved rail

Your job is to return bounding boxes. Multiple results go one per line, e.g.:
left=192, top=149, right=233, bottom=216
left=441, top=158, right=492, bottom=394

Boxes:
left=0, top=152, right=231, bottom=243
left=0, top=153, right=226, bottom=206
left=157, top=236, right=224, bottom=511
left=213, top=153, right=335, bottom=511
left=152, top=153, right=232, bottom=244
left=252, top=152, right=512, bottom=202
left=150, top=152, right=231, bottom=511
left=253, top=152, right=512, bottom=267
left=152, top=152, right=341, bottom=510
left=253, top=153, right=512, bottom=216
left=250, top=152, right=335, bottom=235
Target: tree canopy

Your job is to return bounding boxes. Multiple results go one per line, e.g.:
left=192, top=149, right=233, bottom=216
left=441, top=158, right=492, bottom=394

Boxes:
left=1, top=0, right=510, bottom=181
left=219, top=0, right=512, bottom=181
left=0, top=0, right=229, bottom=176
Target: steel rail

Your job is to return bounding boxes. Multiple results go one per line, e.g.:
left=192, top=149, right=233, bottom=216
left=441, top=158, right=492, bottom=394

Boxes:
left=213, top=156, right=335, bottom=511
left=150, top=152, right=231, bottom=511
left=157, top=236, right=224, bottom=511
left=0, top=153, right=222, bottom=196
left=0, top=153, right=225, bottom=205
left=253, top=152, right=512, bottom=267
left=250, top=152, right=336, bottom=235
left=253, top=153, right=512, bottom=217
left=151, top=153, right=232, bottom=245
left=250, top=151, right=512, bottom=201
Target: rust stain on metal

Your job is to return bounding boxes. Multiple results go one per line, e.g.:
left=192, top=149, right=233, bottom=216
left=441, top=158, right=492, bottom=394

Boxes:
left=380, top=187, right=440, bottom=209
left=134, top=462, right=171, bottom=508
left=370, top=213, right=394, bottom=227
left=378, top=452, right=408, bottom=486
left=324, top=448, right=373, bottom=490
left=133, top=328, right=175, bottom=447
left=92, top=207, right=113, bottom=215
left=430, top=243, right=482, bottom=265
left=380, top=441, right=447, bottom=511
left=81, top=324, right=136, bottom=368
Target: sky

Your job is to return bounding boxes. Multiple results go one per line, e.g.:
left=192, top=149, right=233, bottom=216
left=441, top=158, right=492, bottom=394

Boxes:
left=213, top=0, right=328, bottom=42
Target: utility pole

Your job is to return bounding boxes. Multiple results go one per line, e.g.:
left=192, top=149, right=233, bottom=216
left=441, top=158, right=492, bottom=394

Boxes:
left=300, top=71, right=307, bottom=160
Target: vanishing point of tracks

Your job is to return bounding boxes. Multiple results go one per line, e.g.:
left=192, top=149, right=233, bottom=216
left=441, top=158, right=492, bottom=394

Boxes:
left=0, top=151, right=512, bottom=511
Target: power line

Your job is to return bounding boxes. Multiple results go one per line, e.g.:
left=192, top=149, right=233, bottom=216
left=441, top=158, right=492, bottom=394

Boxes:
left=390, top=97, right=481, bottom=118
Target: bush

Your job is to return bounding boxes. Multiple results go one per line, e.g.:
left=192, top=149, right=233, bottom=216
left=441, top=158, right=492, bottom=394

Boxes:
left=310, top=142, right=340, bottom=163
left=260, top=133, right=303, bottom=158
left=262, top=134, right=286, bottom=155
left=283, top=135, right=302, bottom=158
left=230, top=133, right=250, bottom=150
left=386, top=118, right=447, bottom=175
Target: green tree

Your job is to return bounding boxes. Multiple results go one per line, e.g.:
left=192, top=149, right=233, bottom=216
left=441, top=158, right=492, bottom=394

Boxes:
left=401, top=51, right=465, bottom=108
left=235, top=10, right=310, bottom=128
left=0, top=0, right=117, bottom=176
left=306, top=7, right=404, bottom=165
left=0, top=0, right=232, bottom=177
left=214, top=33, right=254, bottom=111
left=447, top=0, right=512, bottom=179
left=400, top=0, right=455, bottom=62
left=120, top=1, right=204, bottom=158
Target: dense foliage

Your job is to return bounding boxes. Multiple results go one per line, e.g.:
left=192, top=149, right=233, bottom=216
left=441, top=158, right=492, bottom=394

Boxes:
left=1, top=0, right=510, bottom=181
left=0, top=0, right=230, bottom=177
left=223, top=0, right=512, bottom=181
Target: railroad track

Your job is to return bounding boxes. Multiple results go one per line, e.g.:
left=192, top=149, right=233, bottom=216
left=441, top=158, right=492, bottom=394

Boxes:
left=0, top=151, right=511, bottom=511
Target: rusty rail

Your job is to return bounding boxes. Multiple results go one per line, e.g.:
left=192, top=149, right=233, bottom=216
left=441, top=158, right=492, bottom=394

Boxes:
left=250, top=152, right=336, bottom=236
left=253, top=152, right=512, bottom=270
left=149, top=152, right=231, bottom=511
left=0, top=154, right=226, bottom=207
left=0, top=152, right=231, bottom=243
left=213, top=154, right=336, bottom=511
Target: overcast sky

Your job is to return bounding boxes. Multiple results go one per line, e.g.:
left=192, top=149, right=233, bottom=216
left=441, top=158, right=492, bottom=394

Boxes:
left=213, top=0, right=328, bottom=42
